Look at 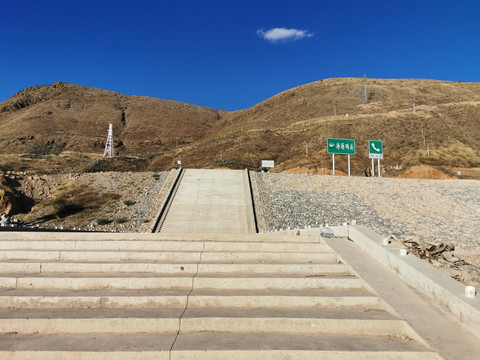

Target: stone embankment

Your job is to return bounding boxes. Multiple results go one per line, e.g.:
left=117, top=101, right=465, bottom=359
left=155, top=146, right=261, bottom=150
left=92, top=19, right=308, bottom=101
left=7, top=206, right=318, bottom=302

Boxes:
left=250, top=172, right=480, bottom=285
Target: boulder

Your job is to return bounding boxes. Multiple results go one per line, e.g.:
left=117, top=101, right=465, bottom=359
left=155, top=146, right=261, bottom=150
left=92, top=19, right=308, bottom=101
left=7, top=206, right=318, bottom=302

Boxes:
left=0, top=176, right=32, bottom=215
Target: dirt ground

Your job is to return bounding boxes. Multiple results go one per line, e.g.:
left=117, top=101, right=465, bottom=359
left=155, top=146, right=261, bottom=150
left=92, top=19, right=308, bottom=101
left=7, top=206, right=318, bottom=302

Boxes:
left=282, top=164, right=460, bottom=180
left=282, top=167, right=347, bottom=176
left=2, top=171, right=170, bottom=232
left=395, top=165, right=456, bottom=179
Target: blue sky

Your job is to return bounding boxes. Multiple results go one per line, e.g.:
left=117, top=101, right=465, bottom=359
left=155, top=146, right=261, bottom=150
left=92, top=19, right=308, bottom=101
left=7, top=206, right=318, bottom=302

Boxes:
left=1, top=0, right=479, bottom=110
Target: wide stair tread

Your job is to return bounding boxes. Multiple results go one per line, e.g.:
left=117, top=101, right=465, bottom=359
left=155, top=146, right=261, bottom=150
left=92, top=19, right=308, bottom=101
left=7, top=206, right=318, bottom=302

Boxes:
left=0, top=273, right=363, bottom=291
left=0, top=334, right=441, bottom=359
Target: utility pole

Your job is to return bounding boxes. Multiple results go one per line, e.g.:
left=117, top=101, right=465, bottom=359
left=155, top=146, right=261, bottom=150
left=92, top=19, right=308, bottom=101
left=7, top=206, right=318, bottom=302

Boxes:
left=103, top=123, right=114, bottom=157
left=362, top=74, right=368, bottom=105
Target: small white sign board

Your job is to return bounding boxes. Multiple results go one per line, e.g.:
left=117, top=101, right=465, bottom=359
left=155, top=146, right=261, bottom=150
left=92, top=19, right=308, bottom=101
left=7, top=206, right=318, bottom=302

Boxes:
left=261, top=160, right=274, bottom=168
left=177, top=160, right=181, bottom=165
left=369, top=153, right=384, bottom=159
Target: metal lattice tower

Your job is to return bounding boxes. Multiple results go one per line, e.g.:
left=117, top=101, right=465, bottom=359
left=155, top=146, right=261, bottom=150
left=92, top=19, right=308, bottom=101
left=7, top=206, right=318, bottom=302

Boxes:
left=103, top=123, right=114, bottom=157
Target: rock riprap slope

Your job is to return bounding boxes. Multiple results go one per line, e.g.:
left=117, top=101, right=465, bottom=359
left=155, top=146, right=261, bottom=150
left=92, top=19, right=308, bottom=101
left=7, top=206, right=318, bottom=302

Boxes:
left=250, top=172, right=480, bottom=285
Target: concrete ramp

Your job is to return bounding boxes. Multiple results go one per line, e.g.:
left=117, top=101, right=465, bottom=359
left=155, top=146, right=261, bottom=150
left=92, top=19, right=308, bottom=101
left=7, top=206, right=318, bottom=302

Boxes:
left=160, top=169, right=255, bottom=234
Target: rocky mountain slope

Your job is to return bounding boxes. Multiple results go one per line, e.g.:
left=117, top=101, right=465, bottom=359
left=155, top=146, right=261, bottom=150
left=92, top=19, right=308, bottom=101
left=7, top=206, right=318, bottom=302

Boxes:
left=0, top=78, right=479, bottom=177
left=0, top=82, right=221, bottom=153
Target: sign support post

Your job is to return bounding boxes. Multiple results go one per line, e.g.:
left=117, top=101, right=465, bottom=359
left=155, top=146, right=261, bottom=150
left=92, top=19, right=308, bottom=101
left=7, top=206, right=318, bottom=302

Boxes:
left=378, top=158, right=381, bottom=177
left=372, top=158, right=375, bottom=177
left=327, top=138, right=355, bottom=176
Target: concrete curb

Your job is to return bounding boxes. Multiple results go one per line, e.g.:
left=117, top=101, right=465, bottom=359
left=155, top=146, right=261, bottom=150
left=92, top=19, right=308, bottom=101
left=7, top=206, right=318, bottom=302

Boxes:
left=149, top=168, right=183, bottom=233
left=244, top=170, right=258, bottom=234
left=348, top=225, right=480, bottom=339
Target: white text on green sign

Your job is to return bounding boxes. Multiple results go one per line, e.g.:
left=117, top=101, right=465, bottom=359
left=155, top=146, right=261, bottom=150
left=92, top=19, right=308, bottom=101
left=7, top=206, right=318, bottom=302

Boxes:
left=327, top=138, right=355, bottom=155
left=369, top=140, right=383, bottom=159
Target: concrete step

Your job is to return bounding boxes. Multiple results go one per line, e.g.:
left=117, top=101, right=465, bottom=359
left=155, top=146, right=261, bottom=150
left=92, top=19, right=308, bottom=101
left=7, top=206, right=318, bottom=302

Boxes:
left=0, top=333, right=442, bottom=359
left=0, top=307, right=398, bottom=321
left=202, top=251, right=337, bottom=262
left=0, top=230, right=442, bottom=358
left=0, top=261, right=350, bottom=274
left=0, top=307, right=406, bottom=336
left=0, top=231, right=330, bottom=243
left=0, top=261, right=198, bottom=274
left=172, top=332, right=442, bottom=359
left=0, top=274, right=363, bottom=291
left=0, top=317, right=415, bottom=337
left=0, top=250, right=337, bottom=263
left=0, top=240, right=331, bottom=252
left=0, top=289, right=383, bottom=310
left=187, top=292, right=385, bottom=310
left=2, top=307, right=407, bottom=337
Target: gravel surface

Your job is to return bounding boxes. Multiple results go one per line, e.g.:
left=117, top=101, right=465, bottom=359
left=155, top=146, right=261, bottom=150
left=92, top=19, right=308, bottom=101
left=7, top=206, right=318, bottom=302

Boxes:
left=10, top=171, right=171, bottom=232
left=74, top=171, right=171, bottom=232
left=250, top=172, right=480, bottom=284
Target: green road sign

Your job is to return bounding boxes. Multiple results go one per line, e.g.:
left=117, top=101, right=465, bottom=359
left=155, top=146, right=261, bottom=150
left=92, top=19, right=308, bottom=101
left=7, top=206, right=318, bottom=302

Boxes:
left=327, top=138, right=355, bottom=155
left=369, top=140, right=383, bottom=159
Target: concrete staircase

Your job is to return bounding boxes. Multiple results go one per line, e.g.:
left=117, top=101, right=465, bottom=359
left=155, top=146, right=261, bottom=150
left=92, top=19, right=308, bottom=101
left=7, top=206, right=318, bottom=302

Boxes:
left=0, top=232, right=441, bottom=359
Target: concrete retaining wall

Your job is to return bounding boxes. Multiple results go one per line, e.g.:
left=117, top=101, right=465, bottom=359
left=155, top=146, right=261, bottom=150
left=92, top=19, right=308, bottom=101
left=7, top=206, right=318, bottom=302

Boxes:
left=348, top=225, right=480, bottom=339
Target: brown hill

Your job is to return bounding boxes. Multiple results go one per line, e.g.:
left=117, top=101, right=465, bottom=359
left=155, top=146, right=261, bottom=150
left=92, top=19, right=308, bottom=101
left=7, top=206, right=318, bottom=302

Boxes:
left=214, top=78, right=480, bottom=175
left=0, top=79, right=479, bottom=177
left=0, top=81, right=221, bottom=152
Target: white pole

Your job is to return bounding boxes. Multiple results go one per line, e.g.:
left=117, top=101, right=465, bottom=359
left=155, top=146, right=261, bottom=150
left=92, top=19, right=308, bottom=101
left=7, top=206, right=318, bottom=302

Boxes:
left=332, top=154, right=335, bottom=175
left=371, top=158, right=375, bottom=177
left=378, top=159, right=381, bottom=177
left=348, top=154, right=351, bottom=176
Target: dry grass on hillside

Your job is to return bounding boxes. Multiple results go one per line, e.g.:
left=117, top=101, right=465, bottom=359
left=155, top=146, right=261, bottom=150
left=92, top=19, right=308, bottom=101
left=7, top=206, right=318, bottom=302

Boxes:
left=1, top=79, right=479, bottom=178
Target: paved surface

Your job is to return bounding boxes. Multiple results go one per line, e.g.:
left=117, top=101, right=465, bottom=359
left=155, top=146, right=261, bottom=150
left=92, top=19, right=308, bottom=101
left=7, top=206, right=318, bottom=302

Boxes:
left=325, top=235, right=480, bottom=360
left=0, top=231, right=447, bottom=358
left=161, top=169, right=254, bottom=234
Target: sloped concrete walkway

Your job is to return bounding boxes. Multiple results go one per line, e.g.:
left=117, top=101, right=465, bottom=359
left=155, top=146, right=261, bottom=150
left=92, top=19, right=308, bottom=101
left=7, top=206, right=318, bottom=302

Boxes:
left=160, top=169, right=255, bottom=234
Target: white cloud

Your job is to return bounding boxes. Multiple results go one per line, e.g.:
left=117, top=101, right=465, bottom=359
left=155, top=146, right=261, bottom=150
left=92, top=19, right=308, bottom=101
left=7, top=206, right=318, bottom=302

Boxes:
left=257, top=27, right=313, bottom=43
